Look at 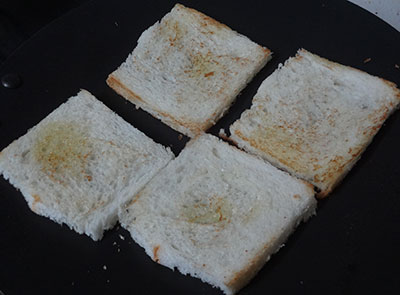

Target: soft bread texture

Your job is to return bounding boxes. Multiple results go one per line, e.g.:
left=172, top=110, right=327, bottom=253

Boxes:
left=119, top=134, right=316, bottom=295
left=107, top=3, right=271, bottom=137
left=230, top=49, right=400, bottom=197
left=0, top=90, right=173, bottom=240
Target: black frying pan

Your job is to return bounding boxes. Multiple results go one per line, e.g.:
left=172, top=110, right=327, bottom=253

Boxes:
left=1, top=0, right=399, bottom=294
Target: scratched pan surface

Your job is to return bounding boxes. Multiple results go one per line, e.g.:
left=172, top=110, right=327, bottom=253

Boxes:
left=0, top=0, right=400, bottom=294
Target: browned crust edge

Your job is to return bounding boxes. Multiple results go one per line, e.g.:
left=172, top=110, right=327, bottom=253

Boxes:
left=106, top=75, right=206, bottom=137
left=223, top=235, right=282, bottom=292
left=230, top=51, right=400, bottom=198
left=224, top=240, right=273, bottom=291
left=174, top=3, right=232, bottom=32
left=173, top=3, right=273, bottom=135
left=231, top=113, right=398, bottom=199
left=106, top=4, right=273, bottom=138
left=175, top=3, right=273, bottom=59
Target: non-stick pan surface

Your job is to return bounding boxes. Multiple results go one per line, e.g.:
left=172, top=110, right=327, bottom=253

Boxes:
left=1, top=0, right=399, bottom=294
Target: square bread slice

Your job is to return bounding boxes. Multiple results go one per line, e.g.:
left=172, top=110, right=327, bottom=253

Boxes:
left=230, top=49, right=400, bottom=197
left=107, top=3, right=271, bottom=137
left=0, top=90, right=174, bottom=240
left=119, top=134, right=316, bottom=295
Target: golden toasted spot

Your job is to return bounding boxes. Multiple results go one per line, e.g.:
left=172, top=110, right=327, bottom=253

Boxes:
left=313, top=163, right=322, bottom=171
left=189, top=52, right=219, bottom=79
left=153, top=245, right=160, bottom=263
left=182, top=195, right=232, bottom=225
left=33, top=121, right=91, bottom=183
left=293, top=194, right=300, bottom=199
left=295, top=54, right=303, bottom=60
left=161, top=19, right=185, bottom=47
left=32, top=194, right=41, bottom=207
left=262, top=47, right=271, bottom=55
left=329, top=155, right=343, bottom=164
left=128, top=191, right=143, bottom=207
left=235, top=125, right=307, bottom=174
left=351, top=149, right=362, bottom=158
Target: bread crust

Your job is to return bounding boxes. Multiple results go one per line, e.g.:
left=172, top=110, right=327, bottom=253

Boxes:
left=225, top=238, right=275, bottom=292
left=230, top=49, right=400, bottom=198
left=107, top=75, right=204, bottom=137
left=0, top=90, right=174, bottom=240
left=174, top=3, right=231, bottom=31
left=106, top=4, right=271, bottom=138
left=119, top=134, right=316, bottom=294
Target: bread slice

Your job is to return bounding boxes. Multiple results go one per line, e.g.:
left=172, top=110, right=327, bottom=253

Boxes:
left=119, top=134, right=316, bottom=295
left=230, top=49, right=400, bottom=197
left=107, top=3, right=271, bottom=137
left=0, top=90, right=174, bottom=240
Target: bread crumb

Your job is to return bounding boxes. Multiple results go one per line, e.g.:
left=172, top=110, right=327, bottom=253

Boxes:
left=219, top=129, right=230, bottom=141
left=178, top=134, right=183, bottom=140
left=117, top=248, right=121, bottom=252
left=395, top=64, right=399, bottom=69
left=107, top=279, right=110, bottom=283
left=115, top=21, right=118, bottom=27
left=71, top=282, right=75, bottom=286
left=219, top=128, right=227, bottom=137
left=153, top=245, right=161, bottom=263
left=112, top=241, right=117, bottom=246
left=103, top=265, right=107, bottom=270
left=363, top=58, right=371, bottom=64
left=119, top=234, right=125, bottom=240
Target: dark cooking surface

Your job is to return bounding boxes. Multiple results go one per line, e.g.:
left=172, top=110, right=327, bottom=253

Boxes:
left=0, top=0, right=90, bottom=64
left=1, top=0, right=400, bottom=294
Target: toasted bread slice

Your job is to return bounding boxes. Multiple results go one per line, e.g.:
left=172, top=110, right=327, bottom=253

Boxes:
left=107, top=4, right=271, bottom=137
left=230, top=49, right=400, bottom=197
left=119, top=134, right=316, bottom=294
left=0, top=90, right=173, bottom=240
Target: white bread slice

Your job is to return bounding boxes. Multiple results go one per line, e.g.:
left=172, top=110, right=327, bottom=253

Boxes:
left=0, top=90, right=173, bottom=240
left=107, top=3, right=271, bottom=137
left=119, top=134, right=316, bottom=295
left=230, top=49, right=400, bottom=197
